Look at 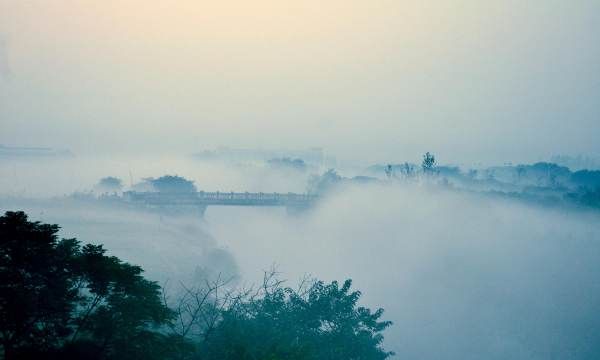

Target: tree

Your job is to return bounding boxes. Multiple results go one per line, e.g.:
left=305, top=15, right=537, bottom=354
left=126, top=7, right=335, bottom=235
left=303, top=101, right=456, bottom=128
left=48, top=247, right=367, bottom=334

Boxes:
left=384, top=165, right=393, bottom=179
left=0, top=211, right=79, bottom=358
left=400, top=162, right=415, bottom=178
left=515, top=165, right=526, bottom=182
left=94, top=177, right=123, bottom=194
left=268, top=158, right=307, bottom=171
left=571, top=170, right=600, bottom=189
left=307, top=169, right=342, bottom=195
left=149, top=175, right=197, bottom=193
left=422, top=152, right=436, bottom=174
left=71, top=244, right=175, bottom=360
left=198, top=273, right=394, bottom=360
left=467, top=169, right=478, bottom=180
left=1, top=212, right=395, bottom=360
left=0, top=211, right=178, bottom=360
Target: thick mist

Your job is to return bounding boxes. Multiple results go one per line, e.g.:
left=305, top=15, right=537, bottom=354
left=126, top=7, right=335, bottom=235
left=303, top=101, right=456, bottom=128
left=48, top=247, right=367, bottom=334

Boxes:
left=204, top=183, right=600, bottom=359
left=2, top=155, right=600, bottom=358
left=1, top=1, right=599, bottom=163
left=0, top=155, right=311, bottom=197
left=2, top=1, right=600, bottom=356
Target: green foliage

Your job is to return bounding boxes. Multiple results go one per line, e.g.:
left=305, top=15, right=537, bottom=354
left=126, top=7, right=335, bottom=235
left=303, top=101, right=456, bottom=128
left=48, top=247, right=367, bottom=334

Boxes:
left=0, top=211, right=78, bottom=356
left=199, top=278, right=393, bottom=360
left=72, top=244, right=175, bottom=359
left=0, top=211, right=394, bottom=360
left=0, top=211, right=177, bottom=360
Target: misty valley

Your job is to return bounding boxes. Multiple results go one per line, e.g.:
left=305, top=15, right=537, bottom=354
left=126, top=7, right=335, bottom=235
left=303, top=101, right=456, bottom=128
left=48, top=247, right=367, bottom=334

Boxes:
left=2, top=151, right=600, bottom=359
left=2, top=2, right=600, bottom=358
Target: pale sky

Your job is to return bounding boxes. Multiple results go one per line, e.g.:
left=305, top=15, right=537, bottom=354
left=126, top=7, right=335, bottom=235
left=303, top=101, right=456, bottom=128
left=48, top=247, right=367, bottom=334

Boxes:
left=0, top=0, right=599, bottom=164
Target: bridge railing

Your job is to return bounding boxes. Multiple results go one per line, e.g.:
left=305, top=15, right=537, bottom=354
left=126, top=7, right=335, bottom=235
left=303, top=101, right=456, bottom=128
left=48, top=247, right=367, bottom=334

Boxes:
left=123, top=191, right=317, bottom=205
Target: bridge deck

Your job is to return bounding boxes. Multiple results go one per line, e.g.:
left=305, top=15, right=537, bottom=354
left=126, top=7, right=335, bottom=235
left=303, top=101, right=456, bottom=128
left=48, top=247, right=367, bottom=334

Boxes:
left=122, top=191, right=317, bottom=207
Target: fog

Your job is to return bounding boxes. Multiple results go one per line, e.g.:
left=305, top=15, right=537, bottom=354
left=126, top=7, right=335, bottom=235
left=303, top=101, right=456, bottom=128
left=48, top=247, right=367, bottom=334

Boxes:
left=2, top=156, right=600, bottom=358
left=1, top=1, right=600, bottom=163
left=0, top=155, right=311, bottom=197
left=207, top=184, right=600, bottom=359
left=1, top=0, right=600, bottom=358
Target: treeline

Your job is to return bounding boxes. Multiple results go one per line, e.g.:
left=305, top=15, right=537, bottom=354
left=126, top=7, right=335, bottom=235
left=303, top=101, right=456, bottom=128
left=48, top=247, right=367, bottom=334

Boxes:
left=364, top=155, right=600, bottom=210
left=0, top=211, right=393, bottom=360
left=369, top=157, right=600, bottom=191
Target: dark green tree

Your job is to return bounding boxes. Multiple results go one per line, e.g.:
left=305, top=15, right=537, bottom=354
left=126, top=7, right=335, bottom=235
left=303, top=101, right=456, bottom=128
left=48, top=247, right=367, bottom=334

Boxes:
left=1, top=211, right=394, bottom=360
left=0, top=211, right=180, bottom=360
left=0, top=211, right=79, bottom=358
left=70, top=244, right=175, bottom=360
left=199, top=276, right=393, bottom=360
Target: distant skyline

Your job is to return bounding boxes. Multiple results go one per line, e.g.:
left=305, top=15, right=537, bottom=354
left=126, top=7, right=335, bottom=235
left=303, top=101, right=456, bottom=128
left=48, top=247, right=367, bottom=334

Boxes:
left=1, top=0, right=599, bottom=164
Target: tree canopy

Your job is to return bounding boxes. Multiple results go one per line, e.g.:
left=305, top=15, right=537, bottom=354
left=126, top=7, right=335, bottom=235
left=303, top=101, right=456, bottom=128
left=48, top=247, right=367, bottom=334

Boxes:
left=199, top=278, right=393, bottom=360
left=94, top=177, right=124, bottom=194
left=149, top=175, right=197, bottom=193
left=421, top=152, right=436, bottom=173
left=307, top=169, right=342, bottom=195
left=0, top=211, right=394, bottom=359
left=0, top=211, right=174, bottom=360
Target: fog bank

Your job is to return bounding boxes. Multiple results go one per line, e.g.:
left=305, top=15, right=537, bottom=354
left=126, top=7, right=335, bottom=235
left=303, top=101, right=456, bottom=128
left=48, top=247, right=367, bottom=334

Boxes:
left=2, top=157, right=600, bottom=358
left=206, top=183, right=600, bottom=359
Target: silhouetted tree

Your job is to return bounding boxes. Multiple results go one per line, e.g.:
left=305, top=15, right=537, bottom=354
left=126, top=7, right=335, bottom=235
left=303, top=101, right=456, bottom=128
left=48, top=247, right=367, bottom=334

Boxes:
left=0, top=211, right=78, bottom=358
left=0, top=211, right=178, bottom=360
left=385, top=165, right=393, bottom=179
left=401, top=162, right=415, bottom=178
left=94, top=177, right=123, bottom=194
left=148, top=175, right=197, bottom=193
left=307, top=169, right=342, bottom=194
left=198, top=274, right=393, bottom=360
left=422, top=152, right=436, bottom=174
left=1, top=212, right=394, bottom=360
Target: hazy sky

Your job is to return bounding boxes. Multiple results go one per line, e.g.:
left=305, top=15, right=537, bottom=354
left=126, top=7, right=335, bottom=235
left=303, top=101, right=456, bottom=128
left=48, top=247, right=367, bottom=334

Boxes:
left=1, top=0, right=599, bottom=164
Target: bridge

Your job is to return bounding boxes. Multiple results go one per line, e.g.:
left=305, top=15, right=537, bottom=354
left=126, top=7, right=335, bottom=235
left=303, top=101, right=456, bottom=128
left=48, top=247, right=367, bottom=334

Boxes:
left=122, top=191, right=318, bottom=216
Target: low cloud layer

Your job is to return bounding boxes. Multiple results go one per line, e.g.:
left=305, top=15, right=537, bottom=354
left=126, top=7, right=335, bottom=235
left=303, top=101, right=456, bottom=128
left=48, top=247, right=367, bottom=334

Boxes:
left=2, top=157, right=600, bottom=358
left=205, top=183, right=600, bottom=359
left=0, top=198, right=237, bottom=286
